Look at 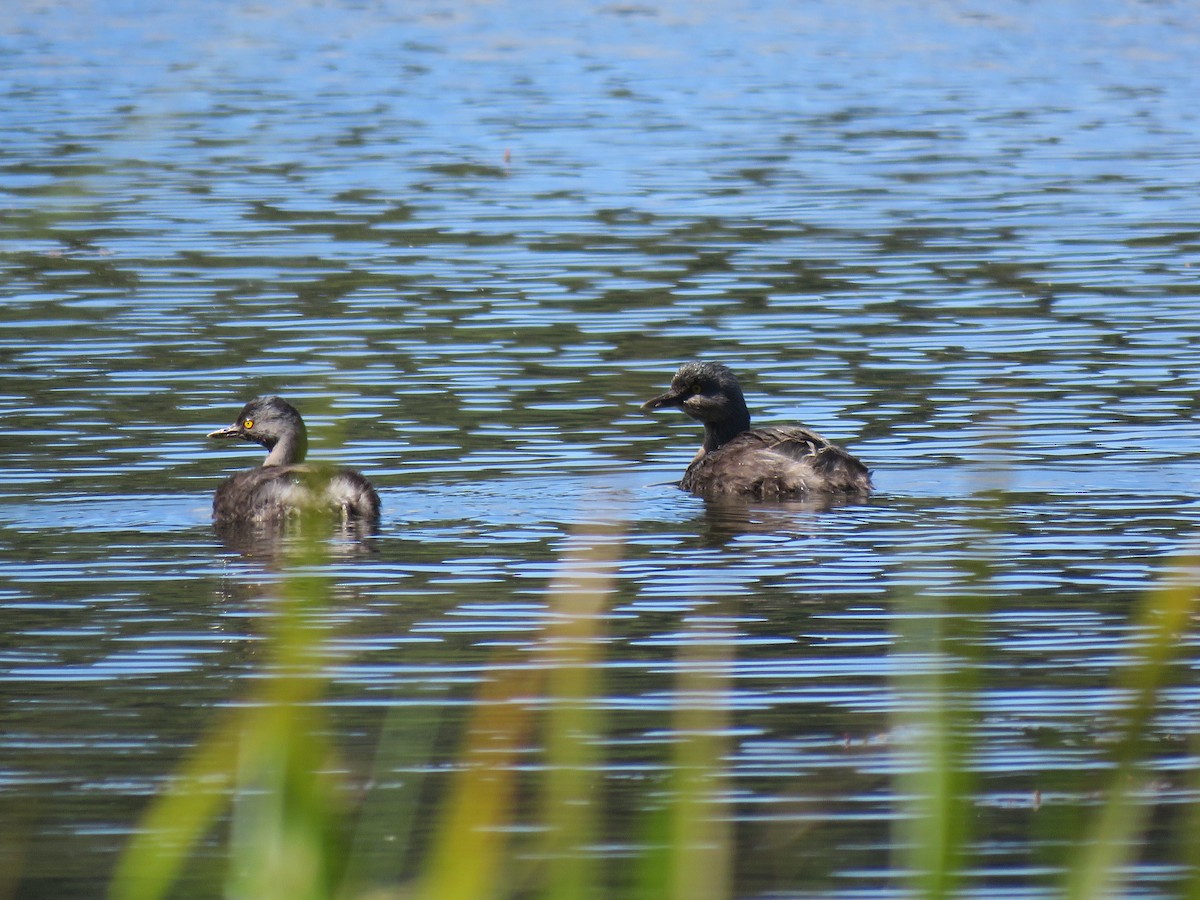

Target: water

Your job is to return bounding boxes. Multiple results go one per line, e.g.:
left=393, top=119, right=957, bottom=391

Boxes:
left=4, top=0, right=1200, bottom=895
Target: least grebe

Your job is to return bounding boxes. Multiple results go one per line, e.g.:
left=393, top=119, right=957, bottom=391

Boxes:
left=208, top=395, right=380, bottom=526
left=641, top=362, right=872, bottom=500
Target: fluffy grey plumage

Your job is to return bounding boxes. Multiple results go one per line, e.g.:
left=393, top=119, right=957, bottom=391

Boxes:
left=208, top=395, right=380, bottom=526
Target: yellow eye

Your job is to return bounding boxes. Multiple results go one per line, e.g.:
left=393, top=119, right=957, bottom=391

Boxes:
left=690, top=382, right=702, bottom=394
left=243, top=418, right=254, bottom=429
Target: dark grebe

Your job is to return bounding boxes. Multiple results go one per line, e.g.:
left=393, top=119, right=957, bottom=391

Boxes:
left=207, top=395, right=380, bottom=526
left=641, top=362, right=872, bottom=500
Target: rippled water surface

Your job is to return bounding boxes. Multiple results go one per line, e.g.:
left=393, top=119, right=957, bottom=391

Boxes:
left=4, top=0, right=1200, bottom=896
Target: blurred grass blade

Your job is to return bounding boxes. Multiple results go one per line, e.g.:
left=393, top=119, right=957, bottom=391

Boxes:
left=225, top=702, right=345, bottom=900
left=1181, top=727, right=1200, bottom=899
left=108, top=719, right=239, bottom=899
left=541, top=522, right=622, bottom=900
left=420, top=509, right=625, bottom=900
left=1063, top=555, right=1199, bottom=900
left=110, top=519, right=342, bottom=900
left=417, top=654, right=538, bottom=900
left=892, top=599, right=975, bottom=900
left=669, top=622, right=731, bottom=900
left=633, top=618, right=732, bottom=900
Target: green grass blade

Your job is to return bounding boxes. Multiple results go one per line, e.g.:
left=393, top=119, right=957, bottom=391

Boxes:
left=1063, top=557, right=1198, bottom=900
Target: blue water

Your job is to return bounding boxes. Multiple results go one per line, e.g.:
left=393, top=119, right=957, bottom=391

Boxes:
left=3, top=0, right=1200, bottom=896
